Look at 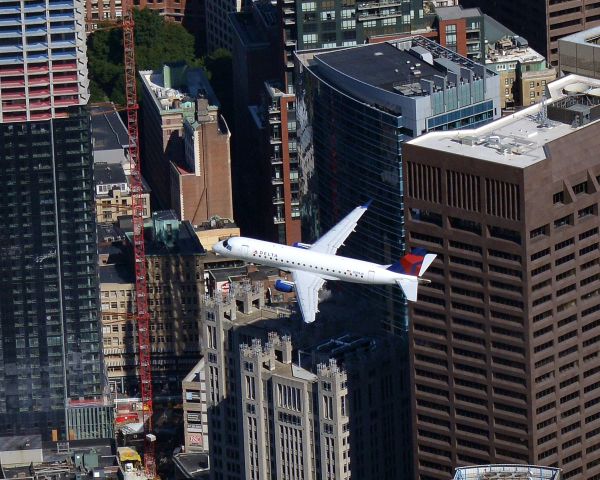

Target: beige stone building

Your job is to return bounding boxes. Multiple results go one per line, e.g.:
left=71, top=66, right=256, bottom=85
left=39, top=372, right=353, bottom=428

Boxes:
left=95, top=163, right=151, bottom=223
left=99, top=212, right=206, bottom=395
left=196, top=286, right=410, bottom=480
left=194, top=218, right=239, bottom=252
left=182, top=359, right=209, bottom=453
left=486, top=36, right=556, bottom=110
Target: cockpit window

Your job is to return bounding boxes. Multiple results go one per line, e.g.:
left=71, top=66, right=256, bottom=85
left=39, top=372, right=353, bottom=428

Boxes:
left=223, top=239, right=232, bottom=251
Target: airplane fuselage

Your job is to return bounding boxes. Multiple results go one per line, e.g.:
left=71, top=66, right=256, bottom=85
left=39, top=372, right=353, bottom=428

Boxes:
left=214, top=236, right=415, bottom=285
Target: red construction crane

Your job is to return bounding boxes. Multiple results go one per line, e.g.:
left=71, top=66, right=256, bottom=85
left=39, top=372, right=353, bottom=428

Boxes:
left=122, top=2, right=156, bottom=477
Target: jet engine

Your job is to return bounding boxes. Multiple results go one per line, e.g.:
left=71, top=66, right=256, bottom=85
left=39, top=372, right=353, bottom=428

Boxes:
left=292, top=242, right=312, bottom=249
left=275, top=279, right=295, bottom=293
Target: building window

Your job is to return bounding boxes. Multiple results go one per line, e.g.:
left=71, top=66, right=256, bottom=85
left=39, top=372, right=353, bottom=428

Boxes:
left=573, top=180, right=588, bottom=195
left=302, top=33, right=317, bottom=44
left=301, top=1, right=316, bottom=10
left=553, top=191, right=564, bottom=204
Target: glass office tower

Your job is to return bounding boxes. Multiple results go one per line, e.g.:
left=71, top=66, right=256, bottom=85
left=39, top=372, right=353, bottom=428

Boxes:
left=296, top=38, right=500, bottom=334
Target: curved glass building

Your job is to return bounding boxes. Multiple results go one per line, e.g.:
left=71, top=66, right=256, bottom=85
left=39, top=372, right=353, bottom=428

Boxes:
left=296, top=37, right=500, bottom=333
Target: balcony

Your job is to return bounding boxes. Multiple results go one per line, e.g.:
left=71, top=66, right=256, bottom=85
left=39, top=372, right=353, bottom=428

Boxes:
left=270, top=156, right=283, bottom=165
left=52, top=61, right=76, bottom=71
left=28, top=64, right=49, bottom=73
left=53, top=72, right=77, bottom=82
left=2, top=91, right=26, bottom=100
left=273, top=216, right=286, bottom=224
left=272, top=177, right=284, bottom=185
left=273, top=196, right=284, bottom=204
left=29, top=100, right=51, bottom=109
left=2, top=78, right=25, bottom=87
left=29, top=88, right=51, bottom=98
left=357, top=0, right=403, bottom=9
left=54, top=85, right=79, bottom=94
left=24, top=15, right=47, bottom=25
left=2, top=102, right=26, bottom=111
left=28, top=76, right=50, bottom=86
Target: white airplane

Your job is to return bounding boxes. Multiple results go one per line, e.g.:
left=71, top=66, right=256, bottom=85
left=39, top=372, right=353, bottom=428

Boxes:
left=213, top=202, right=436, bottom=323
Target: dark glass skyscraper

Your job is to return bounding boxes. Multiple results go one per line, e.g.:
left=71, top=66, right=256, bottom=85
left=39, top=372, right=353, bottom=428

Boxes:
left=0, top=1, right=102, bottom=439
left=0, top=107, right=101, bottom=438
left=296, top=38, right=500, bottom=334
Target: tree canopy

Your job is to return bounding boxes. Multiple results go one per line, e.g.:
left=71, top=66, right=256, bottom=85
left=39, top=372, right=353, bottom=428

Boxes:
left=88, top=8, right=199, bottom=104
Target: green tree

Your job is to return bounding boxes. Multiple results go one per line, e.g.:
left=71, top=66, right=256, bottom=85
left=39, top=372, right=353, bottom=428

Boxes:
left=87, top=8, right=197, bottom=103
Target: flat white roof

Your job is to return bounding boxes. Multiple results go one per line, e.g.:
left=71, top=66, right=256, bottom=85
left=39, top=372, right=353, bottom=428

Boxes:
left=408, top=74, right=600, bottom=168
left=559, top=25, right=600, bottom=45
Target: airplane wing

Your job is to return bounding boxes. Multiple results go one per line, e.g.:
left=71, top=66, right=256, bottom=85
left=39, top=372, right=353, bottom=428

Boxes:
left=310, top=201, right=371, bottom=255
left=292, top=270, right=325, bottom=324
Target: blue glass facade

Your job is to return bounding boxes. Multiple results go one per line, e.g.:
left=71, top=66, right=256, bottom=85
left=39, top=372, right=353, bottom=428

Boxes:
left=296, top=40, right=499, bottom=334
left=298, top=70, right=410, bottom=333
left=0, top=107, right=101, bottom=438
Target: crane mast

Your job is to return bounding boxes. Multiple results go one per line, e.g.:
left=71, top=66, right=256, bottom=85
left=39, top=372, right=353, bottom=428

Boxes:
left=122, top=2, right=156, bottom=477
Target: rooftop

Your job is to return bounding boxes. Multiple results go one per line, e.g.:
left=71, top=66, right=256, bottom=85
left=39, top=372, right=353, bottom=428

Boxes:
left=97, top=223, right=127, bottom=245
left=183, top=359, right=204, bottom=384
left=453, top=465, right=561, bottom=480
left=172, top=452, right=209, bottom=478
left=91, top=104, right=129, bottom=152
left=99, top=263, right=135, bottom=285
left=139, top=63, right=219, bottom=115
left=435, top=5, right=482, bottom=20
left=559, top=25, right=600, bottom=46
left=301, top=36, right=493, bottom=102
left=313, top=42, right=441, bottom=95
left=486, top=45, right=545, bottom=65
left=95, top=163, right=127, bottom=187
left=408, top=75, right=600, bottom=168
left=0, top=435, right=42, bottom=452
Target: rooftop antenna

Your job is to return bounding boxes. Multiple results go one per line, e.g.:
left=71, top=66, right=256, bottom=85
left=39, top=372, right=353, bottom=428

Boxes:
left=537, top=94, right=548, bottom=128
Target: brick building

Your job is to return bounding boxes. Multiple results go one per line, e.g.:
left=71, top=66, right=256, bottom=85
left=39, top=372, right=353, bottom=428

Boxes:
left=405, top=74, right=600, bottom=480
left=139, top=64, right=233, bottom=225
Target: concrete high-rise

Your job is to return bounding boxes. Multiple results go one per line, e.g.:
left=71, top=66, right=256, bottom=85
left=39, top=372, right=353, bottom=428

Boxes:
left=0, top=0, right=102, bottom=439
left=198, top=286, right=411, bottom=480
left=405, top=74, right=600, bottom=480
left=461, top=0, right=600, bottom=66
left=296, top=37, right=500, bottom=333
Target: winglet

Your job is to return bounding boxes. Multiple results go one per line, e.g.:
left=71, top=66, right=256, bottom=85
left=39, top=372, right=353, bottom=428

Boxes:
left=361, top=199, right=373, bottom=209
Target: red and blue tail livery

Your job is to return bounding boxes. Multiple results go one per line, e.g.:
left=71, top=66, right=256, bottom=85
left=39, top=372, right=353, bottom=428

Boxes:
left=387, top=248, right=435, bottom=278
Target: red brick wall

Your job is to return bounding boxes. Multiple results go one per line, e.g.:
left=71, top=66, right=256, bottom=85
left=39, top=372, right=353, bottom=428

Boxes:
left=438, top=19, right=467, bottom=57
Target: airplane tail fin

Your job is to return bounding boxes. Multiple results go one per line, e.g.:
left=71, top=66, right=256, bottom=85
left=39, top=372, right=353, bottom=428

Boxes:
left=389, top=249, right=437, bottom=302
left=386, top=249, right=437, bottom=277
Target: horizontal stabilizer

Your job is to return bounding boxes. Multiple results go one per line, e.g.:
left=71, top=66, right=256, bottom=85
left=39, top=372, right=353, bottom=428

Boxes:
left=396, top=278, right=418, bottom=302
